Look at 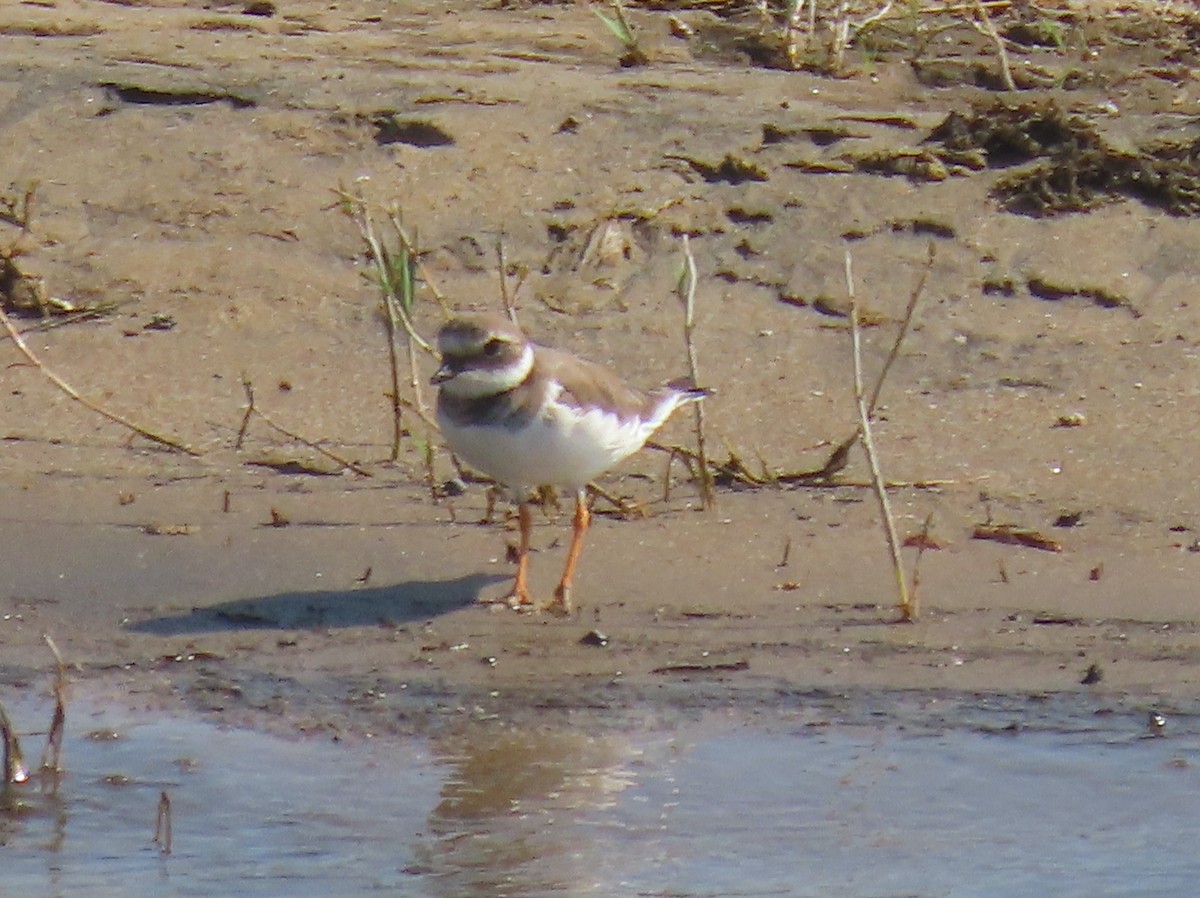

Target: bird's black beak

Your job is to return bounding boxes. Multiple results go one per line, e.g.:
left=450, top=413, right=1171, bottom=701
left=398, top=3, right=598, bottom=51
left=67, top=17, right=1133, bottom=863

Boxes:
left=431, top=361, right=454, bottom=386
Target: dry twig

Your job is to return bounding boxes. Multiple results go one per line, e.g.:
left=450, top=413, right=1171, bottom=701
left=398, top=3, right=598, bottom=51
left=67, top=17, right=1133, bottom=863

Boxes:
left=847, top=251, right=915, bottom=621
left=908, top=512, right=935, bottom=611
left=154, top=790, right=173, bottom=855
left=811, top=244, right=935, bottom=479
left=0, top=304, right=200, bottom=456
left=0, top=180, right=37, bottom=231
left=238, top=378, right=372, bottom=477
left=588, top=482, right=646, bottom=519
left=973, top=522, right=1062, bottom=552
left=677, top=235, right=716, bottom=510
left=335, top=186, right=440, bottom=461
left=830, top=0, right=895, bottom=74
left=40, top=634, right=67, bottom=774
left=971, top=0, right=1016, bottom=90
left=0, top=702, right=28, bottom=785
left=496, top=236, right=525, bottom=325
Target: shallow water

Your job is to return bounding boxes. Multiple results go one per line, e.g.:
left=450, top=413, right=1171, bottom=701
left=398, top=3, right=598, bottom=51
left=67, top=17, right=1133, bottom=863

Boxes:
left=3, top=701, right=1199, bottom=898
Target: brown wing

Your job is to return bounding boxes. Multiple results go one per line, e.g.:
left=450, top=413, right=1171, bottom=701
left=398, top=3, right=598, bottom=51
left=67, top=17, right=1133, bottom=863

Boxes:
left=534, top=347, right=662, bottom=420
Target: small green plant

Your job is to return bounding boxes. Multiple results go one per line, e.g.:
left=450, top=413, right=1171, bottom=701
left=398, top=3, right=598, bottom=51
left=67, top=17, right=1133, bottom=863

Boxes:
left=335, top=185, right=440, bottom=467
left=593, top=0, right=648, bottom=67
left=860, top=38, right=882, bottom=76
left=1034, top=19, right=1067, bottom=50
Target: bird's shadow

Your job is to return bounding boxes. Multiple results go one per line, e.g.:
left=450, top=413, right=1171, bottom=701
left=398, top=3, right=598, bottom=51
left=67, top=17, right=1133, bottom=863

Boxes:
left=126, top=572, right=506, bottom=636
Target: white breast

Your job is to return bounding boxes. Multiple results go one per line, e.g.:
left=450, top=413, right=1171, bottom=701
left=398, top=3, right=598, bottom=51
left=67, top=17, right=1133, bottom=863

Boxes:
left=438, top=390, right=684, bottom=494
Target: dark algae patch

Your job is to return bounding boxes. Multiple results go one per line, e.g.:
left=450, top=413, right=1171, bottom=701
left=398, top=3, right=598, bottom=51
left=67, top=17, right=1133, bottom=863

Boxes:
left=925, top=100, right=1200, bottom=216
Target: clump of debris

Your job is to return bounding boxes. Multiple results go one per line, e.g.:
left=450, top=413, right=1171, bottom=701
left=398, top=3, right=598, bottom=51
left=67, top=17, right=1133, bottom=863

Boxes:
left=924, top=100, right=1200, bottom=216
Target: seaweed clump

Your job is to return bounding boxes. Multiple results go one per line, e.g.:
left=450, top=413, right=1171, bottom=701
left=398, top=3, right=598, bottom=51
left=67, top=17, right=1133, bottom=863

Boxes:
left=924, top=100, right=1200, bottom=216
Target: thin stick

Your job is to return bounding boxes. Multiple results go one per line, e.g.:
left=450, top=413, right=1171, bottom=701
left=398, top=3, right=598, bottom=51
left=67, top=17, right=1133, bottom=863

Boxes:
left=393, top=391, right=440, bottom=433
left=253, top=413, right=371, bottom=476
left=239, top=378, right=372, bottom=477
left=336, top=188, right=446, bottom=460
left=384, top=205, right=449, bottom=315
left=867, top=242, right=934, bottom=413
left=660, top=444, right=698, bottom=504
left=335, top=187, right=445, bottom=347
left=924, top=0, right=1009, bottom=12
left=496, top=236, right=520, bottom=325
left=847, top=251, right=915, bottom=621
left=0, top=304, right=200, bottom=456
left=785, top=0, right=806, bottom=67
left=854, top=0, right=895, bottom=34
left=813, top=244, right=935, bottom=479
left=0, top=180, right=38, bottom=230
left=361, top=206, right=423, bottom=457
left=833, top=0, right=895, bottom=72
left=0, top=701, right=28, bottom=785
left=588, top=482, right=644, bottom=519
left=40, top=634, right=67, bottom=773
left=909, top=511, right=935, bottom=610
left=383, top=210, right=431, bottom=426
left=678, top=235, right=716, bottom=510
left=381, top=264, right=404, bottom=460
left=972, top=0, right=1016, bottom=91
left=420, top=435, right=436, bottom=497
left=363, top=205, right=405, bottom=457
left=235, top=377, right=255, bottom=449
left=832, top=0, right=851, bottom=74
left=154, top=791, right=173, bottom=855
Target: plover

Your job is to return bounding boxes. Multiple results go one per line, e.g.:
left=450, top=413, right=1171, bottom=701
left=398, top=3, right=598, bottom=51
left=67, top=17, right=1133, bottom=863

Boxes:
left=432, top=313, right=707, bottom=614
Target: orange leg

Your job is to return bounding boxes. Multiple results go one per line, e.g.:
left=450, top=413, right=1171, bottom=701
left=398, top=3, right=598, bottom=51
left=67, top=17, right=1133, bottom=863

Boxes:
left=503, top=501, right=534, bottom=609
left=549, top=490, right=589, bottom=615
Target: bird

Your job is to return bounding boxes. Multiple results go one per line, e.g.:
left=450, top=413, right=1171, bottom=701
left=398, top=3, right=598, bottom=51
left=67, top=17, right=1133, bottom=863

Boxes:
left=431, top=312, right=707, bottom=615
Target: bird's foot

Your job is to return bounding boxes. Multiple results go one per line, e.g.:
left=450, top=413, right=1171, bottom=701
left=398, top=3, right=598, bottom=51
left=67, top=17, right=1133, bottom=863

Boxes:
left=506, top=591, right=537, bottom=612
left=477, top=585, right=537, bottom=613
left=543, top=583, right=573, bottom=617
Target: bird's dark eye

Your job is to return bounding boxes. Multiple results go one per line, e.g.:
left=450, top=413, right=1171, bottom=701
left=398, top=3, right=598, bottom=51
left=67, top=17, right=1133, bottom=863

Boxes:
left=483, top=338, right=504, bottom=357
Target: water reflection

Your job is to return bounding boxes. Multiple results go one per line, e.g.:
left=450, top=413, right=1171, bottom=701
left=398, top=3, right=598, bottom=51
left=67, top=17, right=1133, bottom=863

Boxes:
left=3, top=699, right=1200, bottom=898
left=416, top=727, right=641, bottom=897
left=2, top=771, right=70, bottom=898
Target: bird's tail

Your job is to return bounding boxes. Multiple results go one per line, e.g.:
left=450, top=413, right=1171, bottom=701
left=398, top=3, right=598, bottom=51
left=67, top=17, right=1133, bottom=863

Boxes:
left=664, top=377, right=714, bottom=403
left=677, top=386, right=712, bottom=404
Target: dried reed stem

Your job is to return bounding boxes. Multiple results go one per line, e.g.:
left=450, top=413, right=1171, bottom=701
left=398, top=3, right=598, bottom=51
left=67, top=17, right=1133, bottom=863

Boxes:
left=388, top=223, right=429, bottom=417
left=909, top=511, right=935, bottom=610
left=381, top=275, right=405, bottom=460
left=832, top=0, right=851, bottom=73
left=813, top=245, right=935, bottom=479
left=40, top=634, right=67, bottom=773
left=239, top=378, right=372, bottom=477
left=846, top=251, right=915, bottom=621
left=0, top=702, right=28, bottom=785
left=972, top=0, right=1016, bottom=90
left=868, top=243, right=934, bottom=412
left=0, top=304, right=200, bottom=456
left=363, top=208, right=426, bottom=459
left=335, top=186, right=447, bottom=332
left=154, top=791, right=173, bottom=855
left=496, top=236, right=521, bottom=325
left=336, top=187, right=441, bottom=461
left=833, top=0, right=895, bottom=72
left=928, top=0, right=1009, bottom=12
left=785, top=0, right=809, bottom=68
left=678, top=235, right=715, bottom=510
